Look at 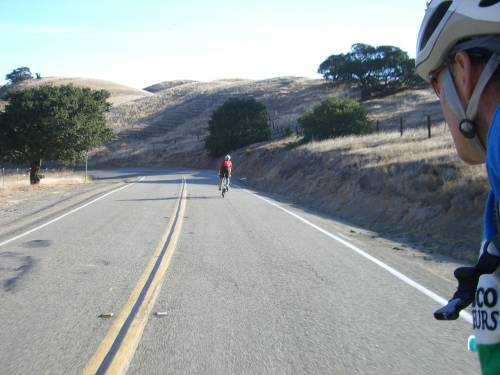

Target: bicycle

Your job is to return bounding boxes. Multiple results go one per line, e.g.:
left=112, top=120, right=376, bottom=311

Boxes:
left=221, top=176, right=230, bottom=198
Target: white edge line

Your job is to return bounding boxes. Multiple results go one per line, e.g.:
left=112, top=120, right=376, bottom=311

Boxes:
left=239, top=186, right=472, bottom=325
left=0, top=176, right=146, bottom=248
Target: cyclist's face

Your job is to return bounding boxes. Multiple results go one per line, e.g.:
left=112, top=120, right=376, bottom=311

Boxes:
left=437, top=53, right=489, bottom=164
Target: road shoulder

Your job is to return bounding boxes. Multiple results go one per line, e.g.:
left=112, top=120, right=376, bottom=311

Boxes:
left=0, top=180, right=125, bottom=240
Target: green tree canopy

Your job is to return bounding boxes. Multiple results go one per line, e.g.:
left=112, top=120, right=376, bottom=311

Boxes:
left=205, top=98, right=271, bottom=157
left=0, top=85, right=114, bottom=184
left=318, top=44, right=424, bottom=100
left=298, top=97, right=372, bottom=141
left=6, top=67, right=33, bottom=85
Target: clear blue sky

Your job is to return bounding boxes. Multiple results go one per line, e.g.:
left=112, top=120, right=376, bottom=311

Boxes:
left=1, top=0, right=426, bottom=89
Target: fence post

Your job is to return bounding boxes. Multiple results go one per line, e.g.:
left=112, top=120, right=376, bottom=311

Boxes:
left=427, top=115, right=432, bottom=139
left=1, top=168, right=4, bottom=189
left=376, top=120, right=379, bottom=132
left=400, top=117, right=403, bottom=136
left=85, top=152, right=88, bottom=183
left=17, top=168, right=19, bottom=184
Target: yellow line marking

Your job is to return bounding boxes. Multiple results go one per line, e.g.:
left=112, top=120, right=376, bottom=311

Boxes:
left=81, top=178, right=187, bottom=375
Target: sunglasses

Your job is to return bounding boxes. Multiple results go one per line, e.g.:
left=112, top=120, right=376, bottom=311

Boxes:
left=429, top=65, right=447, bottom=97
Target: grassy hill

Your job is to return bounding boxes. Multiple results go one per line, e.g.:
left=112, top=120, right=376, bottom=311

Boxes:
left=0, top=77, right=153, bottom=106
left=93, top=77, right=365, bottom=166
left=91, top=77, right=443, bottom=169
left=143, top=80, right=197, bottom=93
left=2, top=77, right=442, bottom=161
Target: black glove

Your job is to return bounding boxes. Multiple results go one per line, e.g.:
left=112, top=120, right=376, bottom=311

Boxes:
left=434, top=249, right=500, bottom=320
left=434, top=267, right=478, bottom=320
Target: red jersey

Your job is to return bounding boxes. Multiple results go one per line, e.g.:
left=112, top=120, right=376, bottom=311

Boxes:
left=220, top=160, right=232, bottom=176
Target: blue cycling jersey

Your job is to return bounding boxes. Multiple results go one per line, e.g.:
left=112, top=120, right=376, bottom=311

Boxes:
left=475, top=106, right=500, bottom=374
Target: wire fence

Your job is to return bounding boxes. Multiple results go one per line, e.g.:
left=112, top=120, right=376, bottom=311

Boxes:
left=374, top=113, right=445, bottom=138
left=0, top=167, right=26, bottom=189
left=269, top=112, right=446, bottom=139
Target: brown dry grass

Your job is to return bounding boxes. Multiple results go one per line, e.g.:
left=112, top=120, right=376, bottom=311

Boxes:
left=93, top=80, right=441, bottom=171
left=0, top=171, right=87, bottom=205
left=364, top=89, right=444, bottom=129
left=92, top=77, right=350, bottom=167
left=5, top=77, right=153, bottom=106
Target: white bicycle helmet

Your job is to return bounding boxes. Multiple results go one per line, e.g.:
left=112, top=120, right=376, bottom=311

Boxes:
left=416, top=0, right=500, bottom=82
left=416, top=0, right=500, bottom=161
left=225, top=154, right=231, bottom=161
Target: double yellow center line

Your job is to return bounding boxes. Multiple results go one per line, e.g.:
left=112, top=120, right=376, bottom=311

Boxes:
left=82, top=178, right=188, bottom=375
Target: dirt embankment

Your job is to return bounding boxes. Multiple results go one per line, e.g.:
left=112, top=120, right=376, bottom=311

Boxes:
left=233, top=130, right=487, bottom=263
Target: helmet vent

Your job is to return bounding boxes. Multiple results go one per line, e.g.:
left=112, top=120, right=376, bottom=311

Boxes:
left=420, top=1, right=453, bottom=50
left=479, top=0, right=500, bottom=6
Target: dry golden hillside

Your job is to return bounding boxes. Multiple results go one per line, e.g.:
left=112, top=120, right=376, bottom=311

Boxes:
left=2, top=76, right=153, bottom=106
left=92, top=77, right=443, bottom=170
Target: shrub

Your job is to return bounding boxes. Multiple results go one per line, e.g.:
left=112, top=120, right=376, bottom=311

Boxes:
left=205, top=98, right=271, bottom=157
left=283, top=127, right=293, bottom=137
left=298, top=97, right=372, bottom=141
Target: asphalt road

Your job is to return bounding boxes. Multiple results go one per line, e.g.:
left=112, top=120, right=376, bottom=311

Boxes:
left=0, top=168, right=480, bottom=374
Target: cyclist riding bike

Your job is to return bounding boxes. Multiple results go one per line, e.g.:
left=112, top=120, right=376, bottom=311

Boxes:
left=416, top=1, right=500, bottom=373
left=219, top=154, right=232, bottom=191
